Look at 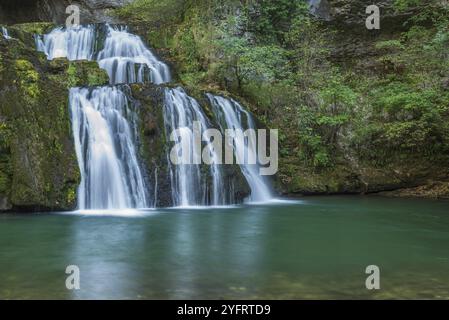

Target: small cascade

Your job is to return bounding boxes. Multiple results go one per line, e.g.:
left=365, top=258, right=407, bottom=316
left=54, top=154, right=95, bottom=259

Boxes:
left=37, top=24, right=171, bottom=85
left=34, top=34, right=45, bottom=51
left=1, top=27, right=12, bottom=39
left=36, top=25, right=96, bottom=60
left=69, top=86, right=148, bottom=210
left=207, top=94, right=273, bottom=202
left=163, top=87, right=225, bottom=207
left=97, top=26, right=170, bottom=85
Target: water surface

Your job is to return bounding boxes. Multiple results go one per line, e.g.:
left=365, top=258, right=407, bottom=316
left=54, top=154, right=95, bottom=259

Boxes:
left=1, top=196, right=448, bottom=299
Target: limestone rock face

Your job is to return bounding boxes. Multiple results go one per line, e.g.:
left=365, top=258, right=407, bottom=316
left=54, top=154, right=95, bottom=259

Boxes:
left=42, top=0, right=134, bottom=24
left=0, top=0, right=134, bottom=24
left=315, top=0, right=413, bottom=28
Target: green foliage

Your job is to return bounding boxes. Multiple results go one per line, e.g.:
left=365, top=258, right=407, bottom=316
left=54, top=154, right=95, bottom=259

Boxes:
left=216, top=24, right=290, bottom=89
left=67, top=187, right=76, bottom=205
left=353, top=0, right=449, bottom=161
left=297, top=73, right=357, bottom=168
left=248, top=0, right=309, bottom=44
left=114, top=0, right=185, bottom=25
left=393, top=0, right=422, bottom=11
left=11, top=22, right=54, bottom=35
left=114, top=0, right=449, bottom=175
left=15, top=59, right=40, bottom=103
left=68, top=61, right=109, bottom=87
left=375, top=40, right=405, bottom=51
left=66, top=63, right=78, bottom=88
left=361, top=82, right=449, bottom=154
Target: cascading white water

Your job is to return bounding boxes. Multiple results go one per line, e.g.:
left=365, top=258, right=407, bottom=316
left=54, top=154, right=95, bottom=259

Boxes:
left=36, top=24, right=173, bottom=210
left=70, top=86, right=148, bottom=210
left=2, top=27, right=11, bottom=39
left=97, top=26, right=171, bottom=85
left=37, top=24, right=171, bottom=85
left=35, top=34, right=45, bottom=51
left=36, top=23, right=271, bottom=209
left=207, top=94, right=273, bottom=202
left=164, top=87, right=225, bottom=207
left=36, top=25, right=96, bottom=60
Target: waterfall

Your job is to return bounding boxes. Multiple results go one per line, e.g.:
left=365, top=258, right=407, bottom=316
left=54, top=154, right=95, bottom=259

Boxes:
left=35, top=34, right=45, bottom=52
left=37, top=24, right=171, bottom=84
left=207, top=94, right=273, bottom=202
left=1, top=27, right=11, bottom=39
left=36, top=24, right=172, bottom=210
left=163, top=87, right=225, bottom=207
left=35, top=23, right=272, bottom=209
left=97, top=26, right=171, bottom=85
left=69, top=86, right=148, bottom=210
left=36, top=25, right=96, bottom=60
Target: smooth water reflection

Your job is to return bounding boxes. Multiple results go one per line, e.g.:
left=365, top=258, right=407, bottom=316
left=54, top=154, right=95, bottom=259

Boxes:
left=0, top=196, right=449, bottom=299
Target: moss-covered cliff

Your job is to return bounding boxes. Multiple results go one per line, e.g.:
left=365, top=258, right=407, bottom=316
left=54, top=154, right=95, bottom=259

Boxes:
left=112, top=0, right=449, bottom=198
left=0, top=23, right=109, bottom=211
left=0, top=0, right=129, bottom=25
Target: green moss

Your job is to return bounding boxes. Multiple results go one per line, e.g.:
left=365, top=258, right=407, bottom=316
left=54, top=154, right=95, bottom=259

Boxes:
left=67, top=187, right=77, bottom=205
left=1, top=27, right=80, bottom=211
left=68, top=61, right=109, bottom=87
left=66, top=63, right=78, bottom=88
left=48, top=59, right=109, bottom=88
left=114, top=0, right=184, bottom=26
left=12, top=22, right=54, bottom=35
left=86, top=65, right=109, bottom=86
left=14, top=59, right=34, bottom=71
left=14, top=59, right=40, bottom=101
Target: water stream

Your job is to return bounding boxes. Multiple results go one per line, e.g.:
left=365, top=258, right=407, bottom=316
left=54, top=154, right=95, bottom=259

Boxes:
left=1, top=26, right=11, bottom=39
left=207, top=94, right=272, bottom=202
left=69, top=86, right=148, bottom=210
left=37, top=24, right=273, bottom=209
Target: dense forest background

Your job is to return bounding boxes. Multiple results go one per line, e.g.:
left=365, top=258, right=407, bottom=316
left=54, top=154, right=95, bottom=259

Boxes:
left=113, top=0, right=449, bottom=196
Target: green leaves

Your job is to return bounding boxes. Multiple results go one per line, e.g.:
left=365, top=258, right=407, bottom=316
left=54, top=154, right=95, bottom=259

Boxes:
left=393, top=0, right=422, bottom=12
left=112, top=0, right=449, bottom=172
left=114, top=0, right=186, bottom=25
left=214, top=15, right=290, bottom=90
left=249, top=0, right=309, bottom=44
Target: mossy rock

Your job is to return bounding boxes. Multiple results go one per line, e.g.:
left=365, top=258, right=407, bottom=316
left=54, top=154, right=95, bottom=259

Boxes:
left=0, top=24, right=80, bottom=212
left=12, top=22, right=55, bottom=35
left=1, top=23, right=55, bottom=49
left=47, top=58, right=109, bottom=88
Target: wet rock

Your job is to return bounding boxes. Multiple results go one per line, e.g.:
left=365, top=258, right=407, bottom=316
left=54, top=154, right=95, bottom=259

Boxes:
left=0, top=0, right=134, bottom=25
left=378, top=181, right=449, bottom=199
left=0, top=26, right=81, bottom=212
left=323, top=0, right=414, bottom=29
left=129, top=83, right=251, bottom=207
